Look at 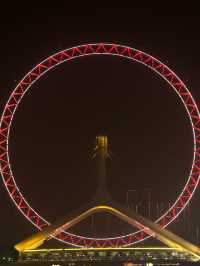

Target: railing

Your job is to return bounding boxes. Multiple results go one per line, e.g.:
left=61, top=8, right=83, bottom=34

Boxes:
left=19, top=247, right=196, bottom=263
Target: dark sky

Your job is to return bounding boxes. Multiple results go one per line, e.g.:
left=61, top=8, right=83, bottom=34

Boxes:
left=0, top=4, right=200, bottom=247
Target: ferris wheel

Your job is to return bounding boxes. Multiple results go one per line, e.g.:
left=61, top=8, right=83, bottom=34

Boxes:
left=0, top=43, right=200, bottom=248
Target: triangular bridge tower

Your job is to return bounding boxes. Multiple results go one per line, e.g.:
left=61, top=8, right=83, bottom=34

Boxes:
left=15, top=136, right=200, bottom=261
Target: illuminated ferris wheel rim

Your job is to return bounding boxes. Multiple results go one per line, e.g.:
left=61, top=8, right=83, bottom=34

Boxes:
left=0, top=43, right=200, bottom=248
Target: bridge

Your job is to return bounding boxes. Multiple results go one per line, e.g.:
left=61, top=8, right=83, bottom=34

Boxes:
left=13, top=136, right=200, bottom=265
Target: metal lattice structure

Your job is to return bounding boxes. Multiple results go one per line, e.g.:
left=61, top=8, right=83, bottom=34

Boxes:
left=0, top=43, right=200, bottom=247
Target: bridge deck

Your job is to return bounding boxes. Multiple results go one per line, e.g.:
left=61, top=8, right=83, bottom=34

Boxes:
left=19, top=247, right=197, bottom=263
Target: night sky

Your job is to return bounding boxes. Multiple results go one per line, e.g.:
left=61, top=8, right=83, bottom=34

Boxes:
left=0, top=4, right=200, bottom=247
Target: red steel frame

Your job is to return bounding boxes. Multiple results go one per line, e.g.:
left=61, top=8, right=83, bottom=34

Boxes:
left=0, top=43, right=200, bottom=247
